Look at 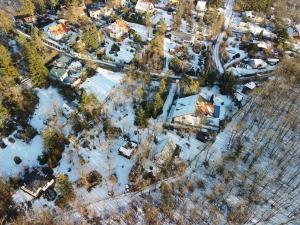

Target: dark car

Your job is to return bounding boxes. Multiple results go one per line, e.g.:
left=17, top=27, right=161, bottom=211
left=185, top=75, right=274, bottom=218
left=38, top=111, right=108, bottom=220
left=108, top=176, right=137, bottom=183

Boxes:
left=196, top=131, right=210, bottom=143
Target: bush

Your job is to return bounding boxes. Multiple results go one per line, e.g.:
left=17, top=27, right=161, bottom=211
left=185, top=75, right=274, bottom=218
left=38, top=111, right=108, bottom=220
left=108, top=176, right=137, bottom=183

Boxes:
left=14, top=156, right=22, bottom=165
left=111, top=43, right=120, bottom=52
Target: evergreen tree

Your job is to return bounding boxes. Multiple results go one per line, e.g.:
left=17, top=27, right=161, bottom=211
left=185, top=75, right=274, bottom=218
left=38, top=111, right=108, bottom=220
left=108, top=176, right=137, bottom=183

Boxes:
left=0, top=10, right=13, bottom=34
left=0, top=45, right=20, bottom=81
left=153, top=92, right=163, bottom=117
left=159, top=78, right=167, bottom=94
left=0, top=103, right=10, bottom=130
left=24, top=43, right=48, bottom=87
left=180, top=76, right=200, bottom=95
left=30, top=27, right=44, bottom=51
left=21, top=0, right=35, bottom=16
left=64, top=0, right=81, bottom=7
left=157, top=19, right=167, bottom=35
left=135, top=107, right=148, bottom=128
left=219, top=72, right=236, bottom=96
left=49, top=0, right=60, bottom=8
left=82, top=25, right=101, bottom=51
left=34, top=0, right=46, bottom=13
left=55, top=174, right=75, bottom=208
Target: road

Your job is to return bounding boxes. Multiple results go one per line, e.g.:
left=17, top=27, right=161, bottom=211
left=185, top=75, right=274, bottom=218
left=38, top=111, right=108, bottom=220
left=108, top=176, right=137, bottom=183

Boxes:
left=213, top=0, right=235, bottom=75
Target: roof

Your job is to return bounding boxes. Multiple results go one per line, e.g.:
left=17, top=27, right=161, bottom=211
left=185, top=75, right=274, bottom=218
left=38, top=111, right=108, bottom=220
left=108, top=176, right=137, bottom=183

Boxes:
left=172, top=94, right=199, bottom=118
left=213, top=105, right=221, bottom=118
left=244, top=81, right=256, bottom=90
left=56, top=55, right=72, bottom=66
left=135, top=0, right=154, bottom=12
left=196, top=1, right=207, bottom=11
left=171, top=31, right=193, bottom=42
left=234, top=92, right=244, bottom=102
left=115, top=20, right=129, bottom=31
left=50, top=67, right=68, bottom=80
left=119, top=142, right=138, bottom=158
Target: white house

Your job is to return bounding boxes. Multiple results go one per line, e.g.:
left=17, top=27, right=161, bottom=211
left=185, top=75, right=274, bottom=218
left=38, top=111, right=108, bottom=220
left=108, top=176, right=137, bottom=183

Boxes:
left=196, top=1, right=207, bottom=12
left=171, top=31, right=195, bottom=44
left=172, top=94, right=215, bottom=126
left=118, top=141, right=138, bottom=159
left=107, top=20, right=129, bottom=40
left=89, top=8, right=102, bottom=19
left=135, top=0, right=155, bottom=13
left=249, top=58, right=268, bottom=68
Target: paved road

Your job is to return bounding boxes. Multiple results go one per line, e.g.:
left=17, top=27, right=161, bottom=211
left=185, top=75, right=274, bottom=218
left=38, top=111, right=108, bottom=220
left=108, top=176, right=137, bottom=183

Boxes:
left=213, top=0, right=235, bottom=75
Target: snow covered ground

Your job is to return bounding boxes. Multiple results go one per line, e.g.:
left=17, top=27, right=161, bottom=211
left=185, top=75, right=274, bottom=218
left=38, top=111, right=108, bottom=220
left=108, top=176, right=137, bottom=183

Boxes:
left=0, top=87, right=67, bottom=178
left=105, top=38, right=135, bottom=64
left=80, top=68, right=125, bottom=102
left=126, top=22, right=152, bottom=42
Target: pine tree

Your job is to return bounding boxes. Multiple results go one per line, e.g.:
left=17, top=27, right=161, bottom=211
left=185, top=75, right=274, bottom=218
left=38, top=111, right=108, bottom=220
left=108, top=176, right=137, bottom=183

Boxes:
left=153, top=92, right=163, bottom=117
left=135, top=107, right=148, bottom=128
left=21, top=0, right=35, bottom=16
left=0, top=45, right=20, bottom=81
left=0, top=10, right=13, bottom=34
left=82, top=25, right=101, bottom=51
left=24, top=43, right=48, bottom=87
left=159, top=78, right=167, bottom=94
left=0, top=103, right=10, bottom=130
left=219, top=72, right=236, bottom=96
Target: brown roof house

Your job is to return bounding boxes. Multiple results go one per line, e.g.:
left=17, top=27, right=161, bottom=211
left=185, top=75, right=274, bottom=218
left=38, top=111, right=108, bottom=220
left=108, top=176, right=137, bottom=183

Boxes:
left=172, top=94, right=215, bottom=127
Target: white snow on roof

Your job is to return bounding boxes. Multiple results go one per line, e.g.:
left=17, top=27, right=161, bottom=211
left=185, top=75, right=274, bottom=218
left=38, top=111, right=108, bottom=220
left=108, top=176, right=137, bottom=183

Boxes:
left=245, top=81, right=256, bottom=90
left=135, top=0, right=154, bottom=12
left=172, top=94, right=199, bottom=118
left=196, top=1, right=207, bottom=11
left=80, top=68, right=124, bottom=102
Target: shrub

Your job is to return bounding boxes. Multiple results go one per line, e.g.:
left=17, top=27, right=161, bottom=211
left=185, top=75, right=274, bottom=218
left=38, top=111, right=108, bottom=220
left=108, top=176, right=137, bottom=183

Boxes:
left=14, top=156, right=22, bottom=165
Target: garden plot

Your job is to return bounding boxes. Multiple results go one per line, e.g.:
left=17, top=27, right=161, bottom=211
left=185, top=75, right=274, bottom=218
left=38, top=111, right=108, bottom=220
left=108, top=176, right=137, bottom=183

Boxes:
left=105, top=38, right=135, bottom=64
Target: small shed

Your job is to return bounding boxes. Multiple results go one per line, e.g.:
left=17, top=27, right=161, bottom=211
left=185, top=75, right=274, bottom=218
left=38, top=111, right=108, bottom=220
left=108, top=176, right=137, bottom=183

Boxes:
left=118, top=141, right=138, bottom=159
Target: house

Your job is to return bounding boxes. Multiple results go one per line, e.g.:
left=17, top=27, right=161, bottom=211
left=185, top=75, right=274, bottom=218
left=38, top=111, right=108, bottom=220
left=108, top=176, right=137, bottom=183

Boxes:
left=49, top=67, right=68, bottom=81
left=118, top=141, right=138, bottom=159
left=172, top=94, right=215, bottom=126
left=89, top=8, right=102, bottom=19
left=152, top=138, right=177, bottom=166
left=171, top=31, right=195, bottom=44
left=249, top=58, right=267, bottom=69
left=196, top=1, right=207, bottom=12
left=267, top=58, right=279, bottom=65
left=242, top=81, right=256, bottom=94
left=107, top=20, right=129, bottom=40
left=135, top=0, right=155, bottom=13
left=21, top=170, right=55, bottom=198
left=55, top=55, right=72, bottom=68
left=43, top=20, right=69, bottom=41
left=24, top=15, right=37, bottom=23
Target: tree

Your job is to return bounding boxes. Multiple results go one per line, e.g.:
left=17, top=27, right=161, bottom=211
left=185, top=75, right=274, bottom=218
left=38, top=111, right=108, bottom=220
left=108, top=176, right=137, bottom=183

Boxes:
left=159, top=78, right=167, bottom=94
left=201, top=70, right=217, bottom=86
left=0, top=103, right=10, bottom=131
left=0, top=179, right=14, bottom=220
left=30, top=27, right=44, bottom=51
left=82, top=24, right=101, bottom=51
left=0, top=45, right=20, bottom=81
left=153, top=92, right=163, bottom=117
left=274, top=21, right=289, bottom=44
left=24, top=43, right=48, bottom=87
left=49, top=0, right=59, bottom=8
left=157, top=19, right=167, bottom=35
left=64, top=0, right=81, bottom=7
left=79, top=91, right=101, bottom=121
left=135, top=107, right=148, bottom=128
left=180, top=76, right=200, bottom=95
left=219, top=72, right=236, bottom=96
left=55, top=174, right=75, bottom=208
left=0, top=10, right=13, bottom=34
left=34, top=0, right=46, bottom=13
left=40, top=127, right=68, bottom=168
left=20, top=0, right=35, bottom=16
